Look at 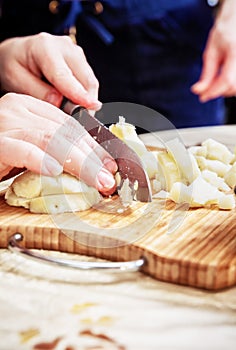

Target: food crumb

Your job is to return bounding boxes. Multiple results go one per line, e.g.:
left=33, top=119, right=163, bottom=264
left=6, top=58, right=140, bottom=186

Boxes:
left=19, top=328, right=40, bottom=344
left=33, top=336, right=62, bottom=350
left=80, top=329, right=126, bottom=350
left=70, top=302, right=98, bottom=314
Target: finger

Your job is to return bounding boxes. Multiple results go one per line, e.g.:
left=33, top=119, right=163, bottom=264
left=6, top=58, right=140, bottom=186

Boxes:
left=4, top=129, right=116, bottom=194
left=16, top=98, right=117, bottom=173
left=198, top=56, right=236, bottom=101
left=64, top=44, right=100, bottom=104
left=36, top=45, right=101, bottom=110
left=191, top=40, right=221, bottom=95
left=0, top=136, right=63, bottom=176
left=78, top=131, right=118, bottom=174
left=4, top=62, right=63, bottom=107
left=0, top=94, right=67, bottom=132
left=54, top=117, right=118, bottom=174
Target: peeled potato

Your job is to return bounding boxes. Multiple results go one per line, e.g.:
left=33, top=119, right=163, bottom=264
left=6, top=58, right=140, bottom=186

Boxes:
left=5, top=188, right=30, bottom=209
left=12, top=171, right=41, bottom=198
left=29, top=192, right=101, bottom=214
left=5, top=171, right=101, bottom=214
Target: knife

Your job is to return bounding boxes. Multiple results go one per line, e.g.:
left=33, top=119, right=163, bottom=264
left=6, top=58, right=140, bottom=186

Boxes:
left=61, top=99, right=152, bottom=202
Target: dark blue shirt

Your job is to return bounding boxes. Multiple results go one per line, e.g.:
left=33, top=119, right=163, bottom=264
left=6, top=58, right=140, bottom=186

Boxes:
left=0, top=0, right=224, bottom=129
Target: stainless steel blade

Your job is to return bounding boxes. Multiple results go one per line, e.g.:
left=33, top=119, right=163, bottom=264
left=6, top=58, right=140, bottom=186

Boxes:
left=61, top=100, right=152, bottom=202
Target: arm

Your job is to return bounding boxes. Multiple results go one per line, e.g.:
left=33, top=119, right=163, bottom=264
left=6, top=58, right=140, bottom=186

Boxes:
left=0, top=32, right=101, bottom=110
left=0, top=93, right=117, bottom=195
left=191, top=0, right=236, bottom=102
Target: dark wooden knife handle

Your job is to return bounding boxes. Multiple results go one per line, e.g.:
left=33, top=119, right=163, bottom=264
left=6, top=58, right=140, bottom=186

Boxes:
left=1, top=167, right=26, bottom=181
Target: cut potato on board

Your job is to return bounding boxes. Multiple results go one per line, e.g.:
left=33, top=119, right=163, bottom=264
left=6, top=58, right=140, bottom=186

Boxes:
left=29, top=192, right=101, bottom=214
left=218, top=194, right=236, bottom=210
left=109, top=116, right=147, bottom=157
left=109, top=116, right=158, bottom=178
left=188, top=145, right=207, bottom=157
left=202, top=138, right=234, bottom=164
left=196, top=156, right=231, bottom=177
left=140, top=152, right=158, bottom=179
left=12, top=171, right=92, bottom=198
left=5, top=171, right=101, bottom=214
left=169, top=176, right=235, bottom=210
left=5, top=187, right=30, bottom=209
left=109, top=120, right=235, bottom=210
left=224, top=163, right=236, bottom=189
left=165, top=138, right=200, bottom=184
left=201, top=170, right=231, bottom=192
left=158, top=151, right=182, bottom=192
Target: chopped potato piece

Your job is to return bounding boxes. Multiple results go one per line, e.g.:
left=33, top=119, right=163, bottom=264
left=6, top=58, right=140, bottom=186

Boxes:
left=201, top=170, right=231, bottom=191
left=109, top=116, right=147, bottom=157
left=188, top=145, right=207, bottom=157
left=140, top=152, right=158, bottom=179
left=218, top=194, right=235, bottom=210
left=196, top=157, right=231, bottom=177
left=202, top=138, right=234, bottom=164
left=170, top=177, right=222, bottom=207
left=158, top=151, right=182, bottom=192
left=224, top=163, right=236, bottom=188
left=165, top=138, right=200, bottom=183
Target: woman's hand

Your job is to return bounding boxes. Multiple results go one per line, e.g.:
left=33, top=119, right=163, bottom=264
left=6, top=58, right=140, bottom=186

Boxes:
left=192, top=0, right=236, bottom=102
left=0, top=33, right=101, bottom=110
left=0, top=93, right=117, bottom=195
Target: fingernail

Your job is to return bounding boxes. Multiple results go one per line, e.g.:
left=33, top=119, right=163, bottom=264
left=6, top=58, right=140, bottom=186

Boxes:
left=103, top=157, right=118, bottom=173
left=87, top=100, right=102, bottom=111
left=97, top=168, right=116, bottom=190
left=93, top=101, right=102, bottom=111
left=45, top=90, right=62, bottom=106
left=42, top=155, right=63, bottom=176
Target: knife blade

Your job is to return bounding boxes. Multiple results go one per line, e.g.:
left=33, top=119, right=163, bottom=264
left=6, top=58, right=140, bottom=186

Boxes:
left=61, top=99, right=152, bottom=202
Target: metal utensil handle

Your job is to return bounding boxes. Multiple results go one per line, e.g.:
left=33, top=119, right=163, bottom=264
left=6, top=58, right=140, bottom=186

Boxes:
left=8, top=233, right=146, bottom=272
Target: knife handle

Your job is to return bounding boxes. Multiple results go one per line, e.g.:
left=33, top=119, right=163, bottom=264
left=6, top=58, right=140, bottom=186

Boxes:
left=1, top=167, right=26, bottom=182
left=60, top=97, right=84, bottom=116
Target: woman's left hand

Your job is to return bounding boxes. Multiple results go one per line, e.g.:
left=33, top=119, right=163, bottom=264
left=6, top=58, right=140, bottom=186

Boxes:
left=192, top=0, right=236, bottom=102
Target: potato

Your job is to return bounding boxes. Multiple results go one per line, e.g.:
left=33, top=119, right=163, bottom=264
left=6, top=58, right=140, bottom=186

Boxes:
left=157, top=151, right=182, bottom=191
left=224, top=163, right=236, bottom=188
left=202, top=138, right=234, bottom=164
left=5, top=171, right=101, bottom=214
left=165, top=138, right=200, bottom=184
left=196, top=156, right=231, bottom=177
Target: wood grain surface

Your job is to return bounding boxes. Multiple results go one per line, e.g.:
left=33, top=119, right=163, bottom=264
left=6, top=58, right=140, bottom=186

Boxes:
left=0, top=191, right=236, bottom=290
left=0, top=125, right=236, bottom=291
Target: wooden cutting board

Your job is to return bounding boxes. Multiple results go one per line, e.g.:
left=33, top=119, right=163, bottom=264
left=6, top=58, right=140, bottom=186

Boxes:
left=0, top=190, right=236, bottom=290
left=0, top=126, right=236, bottom=291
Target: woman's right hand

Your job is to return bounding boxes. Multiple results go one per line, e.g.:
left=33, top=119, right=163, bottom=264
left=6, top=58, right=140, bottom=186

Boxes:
left=0, top=93, right=117, bottom=195
left=0, top=33, right=101, bottom=110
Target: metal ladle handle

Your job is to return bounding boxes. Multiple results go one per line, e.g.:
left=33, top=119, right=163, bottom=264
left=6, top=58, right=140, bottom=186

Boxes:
left=8, top=233, right=146, bottom=272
